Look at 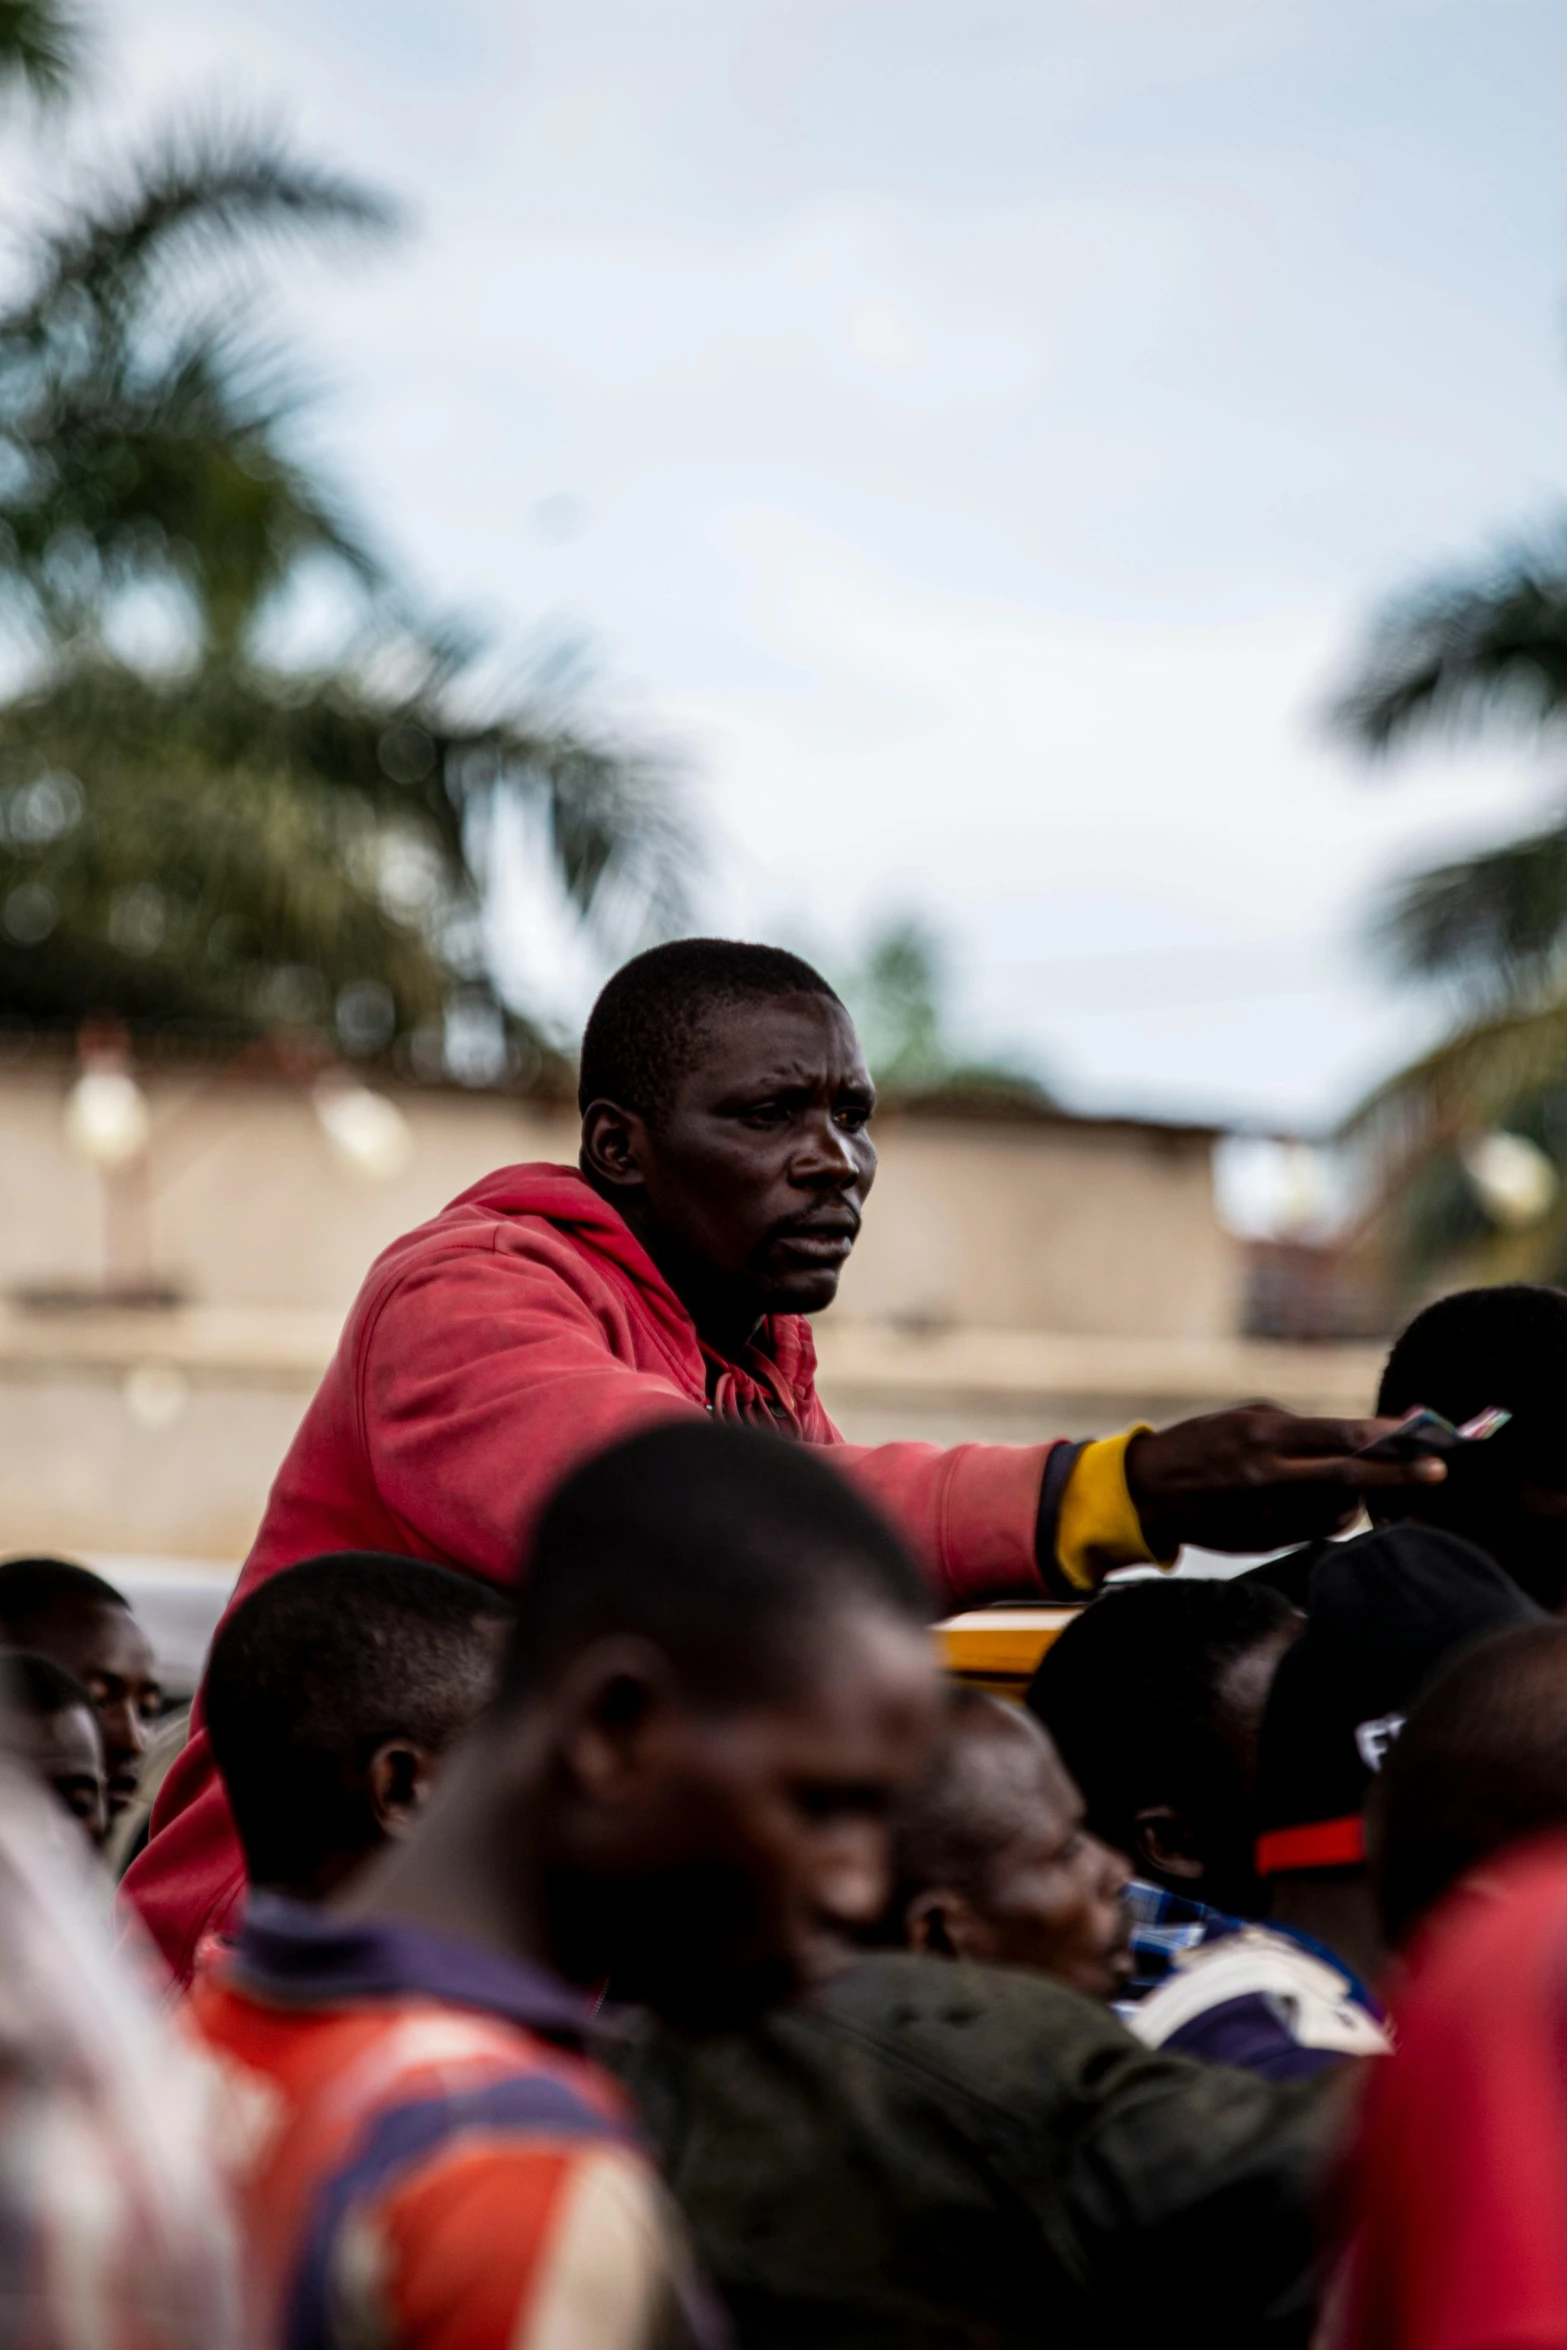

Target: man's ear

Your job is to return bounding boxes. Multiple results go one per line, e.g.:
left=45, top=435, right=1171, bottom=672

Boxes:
left=1132, top=1804, right=1207, bottom=1884
left=556, top=1639, right=679, bottom=1809
left=366, top=1742, right=439, bottom=1840
left=904, top=1887, right=989, bottom=1963
left=581, top=1100, right=652, bottom=1193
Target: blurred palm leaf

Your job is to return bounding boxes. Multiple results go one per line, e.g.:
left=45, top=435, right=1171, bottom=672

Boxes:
left=0, top=127, right=394, bottom=650
left=1335, top=528, right=1567, bottom=1282
left=0, top=1, right=81, bottom=103
left=0, top=652, right=687, bottom=1047
left=0, top=117, right=689, bottom=1056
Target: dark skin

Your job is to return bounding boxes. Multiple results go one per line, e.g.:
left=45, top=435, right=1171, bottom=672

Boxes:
left=267, top=1739, right=444, bottom=1903
left=582, top=992, right=1450, bottom=1554
left=1131, top=1616, right=1303, bottom=1918
left=335, top=1603, right=942, bottom=2035
left=902, top=1705, right=1133, bottom=2001
left=1268, top=1868, right=1387, bottom=1993
left=10, top=1601, right=162, bottom=1821
left=12, top=1700, right=109, bottom=1847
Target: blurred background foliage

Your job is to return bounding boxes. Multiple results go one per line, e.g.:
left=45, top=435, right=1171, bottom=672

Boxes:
left=0, top=10, right=686, bottom=1081
left=842, top=916, right=1050, bottom=1107
left=1337, top=529, right=1567, bottom=1289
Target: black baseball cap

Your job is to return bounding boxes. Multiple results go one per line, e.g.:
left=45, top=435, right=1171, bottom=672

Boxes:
left=1255, top=1524, right=1540, bottom=1877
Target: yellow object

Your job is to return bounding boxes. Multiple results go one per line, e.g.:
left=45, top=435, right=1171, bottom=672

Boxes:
left=936, top=1607, right=1082, bottom=1703
left=1055, top=1426, right=1164, bottom=1590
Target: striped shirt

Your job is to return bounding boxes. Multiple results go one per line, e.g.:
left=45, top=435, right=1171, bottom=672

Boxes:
left=189, top=1895, right=720, bottom=2350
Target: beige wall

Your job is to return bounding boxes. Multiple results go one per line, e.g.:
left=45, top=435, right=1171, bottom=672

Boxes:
left=0, top=1064, right=582, bottom=1312
left=0, top=1059, right=1279, bottom=1564
left=833, top=1111, right=1235, bottom=1340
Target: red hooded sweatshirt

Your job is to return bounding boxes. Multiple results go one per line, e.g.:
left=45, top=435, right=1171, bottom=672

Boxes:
left=124, top=1164, right=1068, bottom=1982
left=1341, top=1834, right=1567, bottom=2350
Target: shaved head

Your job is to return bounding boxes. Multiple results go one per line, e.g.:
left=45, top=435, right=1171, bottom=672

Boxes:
left=1376, top=1619, right=1567, bottom=1945
left=890, top=1690, right=1072, bottom=1904
left=882, top=1688, right=1132, bottom=1999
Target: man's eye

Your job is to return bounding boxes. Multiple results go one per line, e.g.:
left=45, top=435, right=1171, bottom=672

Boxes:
left=834, top=1104, right=870, bottom=1131
left=742, top=1102, right=790, bottom=1126
left=792, top=1783, right=890, bottom=1825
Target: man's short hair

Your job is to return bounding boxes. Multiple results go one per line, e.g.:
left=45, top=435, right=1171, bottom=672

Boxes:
left=577, top=938, right=842, bottom=1123
left=207, top=1553, right=513, bottom=1888
left=1375, top=1619, right=1567, bottom=1945
left=0, top=1557, right=129, bottom=1638
left=1378, top=1284, right=1567, bottom=1490
left=882, top=1689, right=1052, bottom=1923
left=498, top=1419, right=930, bottom=1715
left=1025, top=1578, right=1299, bottom=1858
left=2, top=1650, right=95, bottom=1722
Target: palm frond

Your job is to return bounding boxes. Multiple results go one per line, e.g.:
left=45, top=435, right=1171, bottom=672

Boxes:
left=0, top=0, right=80, bottom=102
left=1374, top=817, right=1567, bottom=993
left=1333, top=525, right=1567, bottom=752
left=18, top=123, right=396, bottom=331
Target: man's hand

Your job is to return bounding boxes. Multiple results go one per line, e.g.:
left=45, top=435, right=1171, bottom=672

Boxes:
left=1125, top=1403, right=1448, bottom=1558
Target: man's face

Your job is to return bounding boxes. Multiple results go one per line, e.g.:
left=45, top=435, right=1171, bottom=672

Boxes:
left=18, top=1603, right=162, bottom=1820
left=13, top=1702, right=109, bottom=1847
left=550, top=1606, right=941, bottom=2033
left=915, top=1726, right=1134, bottom=2000
left=589, top=993, right=877, bottom=1324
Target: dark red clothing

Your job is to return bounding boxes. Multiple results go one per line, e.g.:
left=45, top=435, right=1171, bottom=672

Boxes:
left=1343, top=1833, right=1567, bottom=2350
left=126, top=1164, right=1059, bottom=1983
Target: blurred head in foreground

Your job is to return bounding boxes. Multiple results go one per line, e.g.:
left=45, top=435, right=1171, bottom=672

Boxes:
left=1026, top=1576, right=1302, bottom=1918
left=878, top=1687, right=1131, bottom=1999
left=1372, top=1283, right=1567, bottom=1609
left=346, top=1418, right=942, bottom=2033
left=2, top=1650, right=107, bottom=1847
left=1374, top=1617, right=1567, bottom=1948
left=206, top=1551, right=515, bottom=1901
left=1256, top=1524, right=1537, bottom=1985
left=0, top=1557, right=161, bottom=1822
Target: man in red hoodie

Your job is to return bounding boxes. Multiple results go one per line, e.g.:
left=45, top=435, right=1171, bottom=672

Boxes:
left=126, top=939, right=1442, bottom=1980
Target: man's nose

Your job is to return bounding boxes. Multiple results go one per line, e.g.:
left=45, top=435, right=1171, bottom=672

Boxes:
left=809, top=1823, right=891, bottom=1930
left=792, top=1113, right=860, bottom=1187
left=1094, top=1833, right=1132, bottom=1900
left=99, top=1696, right=149, bottom=1767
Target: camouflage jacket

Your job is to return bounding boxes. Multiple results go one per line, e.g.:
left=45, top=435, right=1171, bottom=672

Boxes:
left=614, top=1951, right=1347, bottom=2350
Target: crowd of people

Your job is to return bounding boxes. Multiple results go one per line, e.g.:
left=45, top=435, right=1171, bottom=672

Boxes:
left=3, top=937, right=1567, bottom=2350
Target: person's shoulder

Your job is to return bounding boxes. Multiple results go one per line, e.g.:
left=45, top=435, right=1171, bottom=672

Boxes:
left=1128, top=1924, right=1389, bottom=2078
left=815, top=1952, right=1139, bottom=2099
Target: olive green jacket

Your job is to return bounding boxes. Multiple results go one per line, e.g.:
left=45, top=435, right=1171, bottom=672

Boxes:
left=613, top=1952, right=1346, bottom=2350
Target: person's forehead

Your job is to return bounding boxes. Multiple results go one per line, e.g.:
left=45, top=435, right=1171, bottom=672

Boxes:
left=42, top=1601, right=156, bottom=1680
left=737, top=1611, right=939, bottom=1749
left=682, top=994, right=867, bottom=1089
left=968, top=1718, right=1080, bottom=1831
left=18, top=1705, right=101, bottom=1771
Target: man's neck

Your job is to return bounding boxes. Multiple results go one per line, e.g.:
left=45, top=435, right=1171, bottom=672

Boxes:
left=585, top=1174, right=766, bottom=1359
left=1268, top=1871, right=1387, bottom=1990
left=331, top=1749, right=555, bottom=1980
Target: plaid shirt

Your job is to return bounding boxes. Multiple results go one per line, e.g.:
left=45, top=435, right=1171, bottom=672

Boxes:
left=1121, top=1878, right=1245, bottom=2004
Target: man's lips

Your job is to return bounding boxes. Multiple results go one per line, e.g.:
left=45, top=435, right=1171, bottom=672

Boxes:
left=772, top=1223, right=858, bottom=1263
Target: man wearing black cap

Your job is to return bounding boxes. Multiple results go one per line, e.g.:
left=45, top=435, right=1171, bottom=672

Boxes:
left=1249, top=1282, right=1567, bottom=1614
left=1132, top=1525, right=1538, bottom=2077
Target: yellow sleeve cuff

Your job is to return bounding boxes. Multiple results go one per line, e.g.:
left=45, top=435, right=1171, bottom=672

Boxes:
left=1054, top=1426, right=1167, bottom=1592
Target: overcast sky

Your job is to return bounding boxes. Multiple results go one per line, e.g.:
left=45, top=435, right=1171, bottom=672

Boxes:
left=41, top=0, right=1567, bottom=1125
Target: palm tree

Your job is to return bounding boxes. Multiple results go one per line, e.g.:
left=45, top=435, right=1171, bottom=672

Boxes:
left=1334, top=529, right=1567, bottom=1284
left=843, top=918, right=1049, bottom=1103
left=0, top=1, right=81, bottom=104
left=0, top=120, right=685, bottom=1066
